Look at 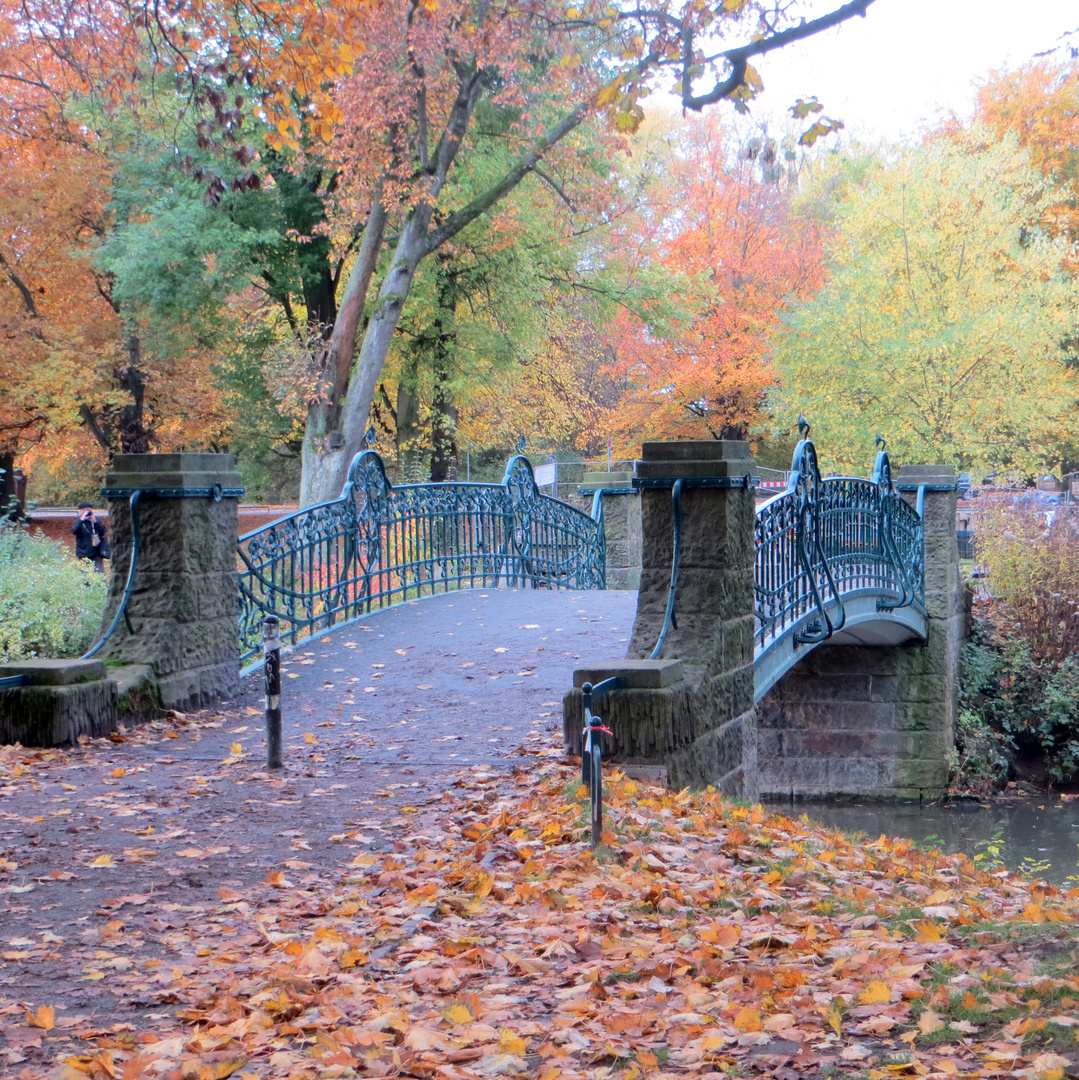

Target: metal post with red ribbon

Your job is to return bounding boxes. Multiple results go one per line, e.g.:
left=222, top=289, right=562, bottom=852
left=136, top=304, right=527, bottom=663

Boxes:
left=580, top=677, right=623, bottom=847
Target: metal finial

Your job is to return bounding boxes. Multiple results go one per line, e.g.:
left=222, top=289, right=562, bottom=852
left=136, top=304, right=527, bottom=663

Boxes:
left=798, top=414, right=810, bottom=439
left=875, top=432, right=886, bottom=449
left=364, top=425, right=377, bottom=448
left=514, top=435, right=527, bottom=455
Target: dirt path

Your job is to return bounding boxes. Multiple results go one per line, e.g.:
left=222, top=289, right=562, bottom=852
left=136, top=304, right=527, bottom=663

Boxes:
left=0, top=588, right=636, bottom=1071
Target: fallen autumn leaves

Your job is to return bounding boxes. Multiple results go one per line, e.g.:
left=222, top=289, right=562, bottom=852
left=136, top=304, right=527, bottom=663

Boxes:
left=4, top=735, right=1079, bottom=1080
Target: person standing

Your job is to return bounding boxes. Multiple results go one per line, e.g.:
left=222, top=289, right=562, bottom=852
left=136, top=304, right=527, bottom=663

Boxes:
left=72, top=503, right=110, bottom=573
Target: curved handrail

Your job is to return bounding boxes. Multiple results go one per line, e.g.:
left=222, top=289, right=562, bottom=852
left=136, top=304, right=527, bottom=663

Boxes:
left=237, top=451, right=606, bottom=662
left=83, top=491, right=141, bottom=659
left=754, top=429, right=925, bottom=658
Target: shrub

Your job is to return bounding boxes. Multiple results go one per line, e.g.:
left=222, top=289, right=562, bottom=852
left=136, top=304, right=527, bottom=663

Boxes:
left=957, top=497, right=1079, bottom=786
left=0, top=518, right=107, bottom=661
left=975, top=497, right=1079, bottom=664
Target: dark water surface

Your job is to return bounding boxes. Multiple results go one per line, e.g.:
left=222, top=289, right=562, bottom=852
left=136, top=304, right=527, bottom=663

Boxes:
left=763, top=796, right=1079, bottom=883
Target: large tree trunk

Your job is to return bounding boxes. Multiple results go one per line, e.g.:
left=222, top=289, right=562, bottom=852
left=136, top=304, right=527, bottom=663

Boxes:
left=301, top=204, right=434, bottom=504
left=300, top=196, right=386, bottom=506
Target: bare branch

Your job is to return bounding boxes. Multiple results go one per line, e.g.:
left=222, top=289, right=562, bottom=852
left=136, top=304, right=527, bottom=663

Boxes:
left=682, top=0, right=876, bottom=111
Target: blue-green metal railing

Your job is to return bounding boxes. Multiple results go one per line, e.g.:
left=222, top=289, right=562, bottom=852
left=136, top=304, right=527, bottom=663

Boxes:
left=754, top=427, right=924, bottom=654
left=237, top=452, right=606, bottom=663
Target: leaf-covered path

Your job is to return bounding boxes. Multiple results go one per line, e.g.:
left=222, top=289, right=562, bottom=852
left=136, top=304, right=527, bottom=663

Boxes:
left=0, top=588, right=637, bottom=1072
left=3, top=589, right=1079, bottom=1080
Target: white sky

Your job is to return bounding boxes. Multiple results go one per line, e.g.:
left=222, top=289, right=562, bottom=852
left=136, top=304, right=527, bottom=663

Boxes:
left=738, top=0, right=1077, bottom=144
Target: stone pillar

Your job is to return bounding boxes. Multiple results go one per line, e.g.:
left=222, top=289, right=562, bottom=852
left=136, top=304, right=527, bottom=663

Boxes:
left=565, top=441, right=759, bottom=797
left=757, top=464, right=962, bottom=801
left=578, top=470, right=641, bottom=590
left=99, top=454, right=245, bottom=711
left=897, top=465, right=964, bottom=776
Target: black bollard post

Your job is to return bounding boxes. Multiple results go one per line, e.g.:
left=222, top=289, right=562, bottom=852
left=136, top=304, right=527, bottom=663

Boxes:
left=264, top=615, right=283, bottom=769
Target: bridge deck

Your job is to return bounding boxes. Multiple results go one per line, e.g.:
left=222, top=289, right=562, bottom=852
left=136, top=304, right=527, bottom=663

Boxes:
left=246, top=588, right=638, bottom=769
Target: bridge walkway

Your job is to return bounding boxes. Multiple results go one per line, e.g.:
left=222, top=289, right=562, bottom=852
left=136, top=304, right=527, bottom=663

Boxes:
left=241, top=588, right=637, bottom=770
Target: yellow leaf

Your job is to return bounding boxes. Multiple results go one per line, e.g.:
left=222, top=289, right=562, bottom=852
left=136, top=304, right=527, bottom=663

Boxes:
left=859, top=980, right=891, bottom=1005
left=304, top=733, right=316, bottom=744
left=499, top=1028, right=527, bottom=1054
left=444, top=1003, right=472, bottom=1024
left=595, top=81, right=621, bottom=107
left=111, top=767, right=125, bottom=777
left=1022, top=902, right=1046, bottom=923
left=25, top=1004, right=55, bottom=1030
left=230, top=742, right=242, bottom=755
left=823, top=1003, right=843, bottom=1035
left=733, top=1007, right=762, bottom=1032
left=913, top=919, right=945, bottom=942
left=89, top=854, right=114, bottom=868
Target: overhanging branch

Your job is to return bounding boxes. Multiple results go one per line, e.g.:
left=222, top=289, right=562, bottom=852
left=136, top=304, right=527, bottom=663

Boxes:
left=682, top=0, right=876, bottom=110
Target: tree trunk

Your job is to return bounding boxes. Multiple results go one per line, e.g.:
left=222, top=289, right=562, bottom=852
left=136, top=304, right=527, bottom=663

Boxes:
left=301, top=203, right=434, bottom=504
left=116, top=332, right=153, bottom=454
left=429, top=264, right=458, bottom=482
left=395, top=355, right=423, bottom=480
left=299, top=195, right=387, bottom=506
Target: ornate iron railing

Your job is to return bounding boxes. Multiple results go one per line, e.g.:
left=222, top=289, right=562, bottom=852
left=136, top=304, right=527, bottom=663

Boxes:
left=754, top=427, right=924, bottom=654
left=237, top=452, right=606, bottom=662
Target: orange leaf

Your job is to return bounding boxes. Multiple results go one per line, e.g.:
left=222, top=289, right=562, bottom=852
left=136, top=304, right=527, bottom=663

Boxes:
left=733, top=1006, right=762, bottom=1032
left=25, top=1004, right=55, bottom=1030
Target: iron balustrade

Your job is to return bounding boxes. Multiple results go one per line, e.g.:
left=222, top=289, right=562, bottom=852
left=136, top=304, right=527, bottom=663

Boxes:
left=754, top=429, right=924, bottom=654
left=237, top=452, right=606, bottom=662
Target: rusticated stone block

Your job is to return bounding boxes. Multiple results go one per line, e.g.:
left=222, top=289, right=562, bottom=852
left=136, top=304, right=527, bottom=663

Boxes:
left=0, top=679, right=117, bottom=746
left=100, top=454, right=243, bottom=710
left=0, top=659, right=106, bottom=686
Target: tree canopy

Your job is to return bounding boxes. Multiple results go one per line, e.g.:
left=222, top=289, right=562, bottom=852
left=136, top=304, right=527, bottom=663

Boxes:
left=771, top=130, right=1079, bottom=475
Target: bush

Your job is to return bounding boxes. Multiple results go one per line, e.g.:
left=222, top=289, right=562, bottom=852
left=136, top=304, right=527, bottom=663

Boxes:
left=975, top=496, right=1079, bottom=664
left=0, top=518, right=107, bottom=661
left=957, top=498, right=1079, bottom=787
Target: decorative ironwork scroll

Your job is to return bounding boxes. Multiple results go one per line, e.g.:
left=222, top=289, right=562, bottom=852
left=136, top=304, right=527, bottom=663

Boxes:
left=754, top=425, right=924, bottom=656
left=237, top=453, right=606, bottom=662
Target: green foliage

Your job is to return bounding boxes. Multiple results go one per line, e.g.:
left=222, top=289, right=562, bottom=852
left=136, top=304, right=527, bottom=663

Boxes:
left=0, top=521, right=107, bottom=661
left=972, top=828, right=1007, bottom=871
left=772, top=130, right=1079, bottom=475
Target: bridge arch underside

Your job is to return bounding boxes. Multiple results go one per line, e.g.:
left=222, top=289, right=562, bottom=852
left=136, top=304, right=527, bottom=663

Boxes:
left=755, top=593, right=958, bottom=801
left=754, top=591, right=927, bottom=703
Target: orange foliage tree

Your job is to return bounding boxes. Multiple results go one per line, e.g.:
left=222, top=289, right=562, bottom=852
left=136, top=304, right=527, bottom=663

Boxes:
left=1, top=0, right=874, bottom=500
left=974, top=58, right=1079, bottom=244
left=602, top=115, right=825, bottom=451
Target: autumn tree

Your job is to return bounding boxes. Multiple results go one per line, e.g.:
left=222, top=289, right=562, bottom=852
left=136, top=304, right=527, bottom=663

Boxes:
left=599, top=113, right=825, bottom=449
left=973, top=58, right=1079, bottom=245
left=770, top=130, right=1079, bottom=475
left=1, top=0, right=876, bottom=501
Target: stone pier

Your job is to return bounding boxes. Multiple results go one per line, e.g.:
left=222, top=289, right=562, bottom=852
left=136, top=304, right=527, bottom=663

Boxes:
left=99, top=454, right=244, bottom=711
left=565, top=441, right=759, bottom=797
left=579, top=470, right=641, bottom=589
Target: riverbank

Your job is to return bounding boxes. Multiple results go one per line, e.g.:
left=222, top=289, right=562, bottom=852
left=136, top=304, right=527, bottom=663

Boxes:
left=2, top=713, right=1079, bottom=1079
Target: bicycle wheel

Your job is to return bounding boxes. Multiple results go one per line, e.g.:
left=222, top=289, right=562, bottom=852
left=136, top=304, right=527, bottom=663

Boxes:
left=589, top=740, right=602, bottom=846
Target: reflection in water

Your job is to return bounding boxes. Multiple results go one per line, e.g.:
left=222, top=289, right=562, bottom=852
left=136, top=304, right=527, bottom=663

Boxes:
left=763, top=796, right=1079, bottom=883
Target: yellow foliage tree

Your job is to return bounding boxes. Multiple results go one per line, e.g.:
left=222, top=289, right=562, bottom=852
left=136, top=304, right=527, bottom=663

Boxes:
left=771, top=130, right=1079, bottom=475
